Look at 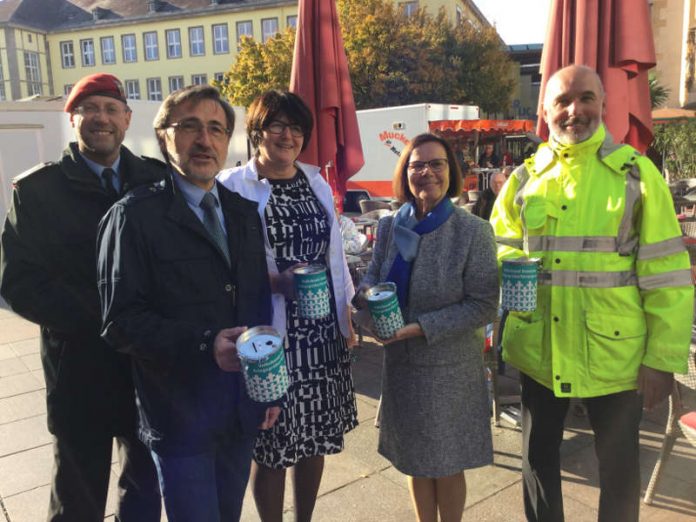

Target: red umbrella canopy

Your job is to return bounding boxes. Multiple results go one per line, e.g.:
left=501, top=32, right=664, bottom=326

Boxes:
left=537, top=0, right=656, bottom=152
left=290, top=0, right=364, bottom=196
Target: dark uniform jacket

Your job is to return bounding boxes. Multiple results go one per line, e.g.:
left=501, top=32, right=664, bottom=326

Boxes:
left=97, top=175, right=272, bottom=456
left=0, top=142, right=166, bottom=437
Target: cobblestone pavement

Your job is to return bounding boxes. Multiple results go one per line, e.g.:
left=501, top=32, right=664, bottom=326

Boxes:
left=0, top=307, right=694, bottom=521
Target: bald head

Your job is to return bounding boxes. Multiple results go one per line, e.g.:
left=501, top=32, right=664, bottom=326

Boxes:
left=544, top=65, right=604, bottom=106
left=543, top=65, right=606, bottom=145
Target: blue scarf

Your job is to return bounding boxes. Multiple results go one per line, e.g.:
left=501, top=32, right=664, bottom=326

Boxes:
left=386, top=197, right=455, bottom=307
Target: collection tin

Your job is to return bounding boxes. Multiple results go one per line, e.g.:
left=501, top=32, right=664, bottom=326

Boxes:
left=501, top=257, right=541, bottom=312
left=293, top=264, right=331, bottom=319
left=366, top=282, right=405, bottom=339
left=236, top=326, right=288, bottom=403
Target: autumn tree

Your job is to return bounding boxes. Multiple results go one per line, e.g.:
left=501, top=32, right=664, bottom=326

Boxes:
left=219, top=0, right=515, bottom=113
left=217, top=28, right=295, bottom=106
left=442, top=22, right=517, bottom=114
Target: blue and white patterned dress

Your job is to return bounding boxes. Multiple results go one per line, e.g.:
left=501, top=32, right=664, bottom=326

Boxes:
left=253, top=171, right=358, bottom=469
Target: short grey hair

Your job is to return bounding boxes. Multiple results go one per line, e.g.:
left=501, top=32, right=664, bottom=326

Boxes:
left=153, top=84, right=235, bottom=160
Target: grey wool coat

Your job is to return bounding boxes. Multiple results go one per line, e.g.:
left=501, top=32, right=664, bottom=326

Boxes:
left=362, top=206, right=499, bottom=477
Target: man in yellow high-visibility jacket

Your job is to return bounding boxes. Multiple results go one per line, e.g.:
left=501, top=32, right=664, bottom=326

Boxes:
left=491, top=65, right=693, bottom=521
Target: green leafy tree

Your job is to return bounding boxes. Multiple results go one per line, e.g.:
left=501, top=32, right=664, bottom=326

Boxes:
left=217, top=28, right=295, bottom=106
left=337, top=1, right=450, bottom=108
left=652, top=120, right=696, bottom=180
left=649, top=72, right=670, bottom=109
left=443, top=22, right=517, bottom=114
left=219, top=0, right=515, bottom=113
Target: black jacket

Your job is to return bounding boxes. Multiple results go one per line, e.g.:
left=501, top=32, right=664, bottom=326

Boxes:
left=471, top=188, right=497, bottom=221
left=0, top=143, right=166, bottom=437
left=97, top=175, right=272, bottom=456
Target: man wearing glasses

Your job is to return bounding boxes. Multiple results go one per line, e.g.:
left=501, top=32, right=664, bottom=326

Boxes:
left=0, top=73, right=163, bottom=521
left=97, top=84, right=279, bottom=521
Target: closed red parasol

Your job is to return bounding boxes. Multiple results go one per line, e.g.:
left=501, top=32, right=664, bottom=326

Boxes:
left=290, top=0, right=364, bottom=200
left=537, top=0, right=656, bottom=152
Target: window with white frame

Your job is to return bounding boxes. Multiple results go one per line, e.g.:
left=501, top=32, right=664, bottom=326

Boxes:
left=191, top=74, right=207, bottom=86
left=24, top=51, right=42, bottom=95
left=122, top=34, right=137, bottom=63
left=100, top=36, right=116, bottom=65
left=236, top=20, right=253, bottom=43
left=125, top=79, right=140, bottom=100
left=213, top=24, right=229, bottom=54
left=60, top=41, right=75, bottom=68
left=189, top=26, right=205, bottom=56
left=169, top=76, right=184, bottom=93
left=214, top=72, right=225, bottom=83
left=400, top=1, right=418, bottom=16
left=147, top=78, right=162, bottom=101
left=287, top=15, right=297, bottom=29
left=261, top=18, right=279, bottom=42
left=80, top=39, right=95, bottom=67
left=456, top=6, right=463, bottom=25
left=144, top=32, right=159, bottom=61
left=64, top=84, right=73, bottom=95
left=166, top=29, right=182, bottom=59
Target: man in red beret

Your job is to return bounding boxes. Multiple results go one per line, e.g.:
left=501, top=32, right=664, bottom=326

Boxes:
left=0, top=73, right=164, bottom=521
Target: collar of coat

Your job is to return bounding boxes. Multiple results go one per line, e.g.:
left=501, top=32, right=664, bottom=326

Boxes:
left=62, top=142, right=164, bottom=190
left=526, top=125, right=640, bottom=179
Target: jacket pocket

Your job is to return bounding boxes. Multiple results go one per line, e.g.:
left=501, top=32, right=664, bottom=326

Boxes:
left=502, top=312, right=546, bottom=373
left=586, top=312, right=646, bottom=384
left=521, top=197, right=548, bottom=230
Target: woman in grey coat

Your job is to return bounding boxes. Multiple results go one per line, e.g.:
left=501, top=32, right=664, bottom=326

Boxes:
left=356, top=133, right=499, bottom=521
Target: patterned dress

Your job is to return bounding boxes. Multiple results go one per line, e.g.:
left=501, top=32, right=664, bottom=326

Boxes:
left=253, top=171, right=358, bottom=469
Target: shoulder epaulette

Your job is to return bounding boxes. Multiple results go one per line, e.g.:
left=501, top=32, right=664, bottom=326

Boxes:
left=11, top=162, right=55, bottom=186
left=120, top=179, right=167, bottom=205
left=600, top=145, right=640, bottom=176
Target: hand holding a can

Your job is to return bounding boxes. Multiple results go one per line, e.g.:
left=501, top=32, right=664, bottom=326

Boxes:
left=269, top=263, right=306, bottom=299
left=379, top=322, right=424, bottom=345
left=213, top=326, right=247, bottom=372
left=259, top=406, right=281, bottom=430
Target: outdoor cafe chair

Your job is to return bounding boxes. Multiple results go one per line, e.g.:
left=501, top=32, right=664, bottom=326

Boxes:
left=643, top=334, right=696, bottom=505
left=359, top=198, right=392, bottom=214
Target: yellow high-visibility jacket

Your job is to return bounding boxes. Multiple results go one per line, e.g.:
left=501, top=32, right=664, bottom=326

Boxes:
left=491, top=125, right=694, bottom=397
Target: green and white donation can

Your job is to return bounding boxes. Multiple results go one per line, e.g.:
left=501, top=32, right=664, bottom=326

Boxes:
left=293, top=265, right=331, bottom=319
left=236, top=326, right=288, bottom=403
left=501, top=258, right=541, bottom=312
left=366, top=282, right=404, bottom=339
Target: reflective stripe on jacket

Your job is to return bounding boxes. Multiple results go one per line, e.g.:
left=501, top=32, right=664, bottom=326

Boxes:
left=490, top=125, right=694, bottom=397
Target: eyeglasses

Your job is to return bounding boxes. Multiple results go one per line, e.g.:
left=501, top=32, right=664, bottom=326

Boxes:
left=407, top=158, right=449, bottom=174
left=168, top=119, right=231, bottom=140
left=75, top=104, right=128, bottom=117
left=265, top=121, right=304, bottom=137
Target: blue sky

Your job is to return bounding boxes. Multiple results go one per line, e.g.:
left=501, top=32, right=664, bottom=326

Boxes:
left=474, top=0, right=551, bottom=45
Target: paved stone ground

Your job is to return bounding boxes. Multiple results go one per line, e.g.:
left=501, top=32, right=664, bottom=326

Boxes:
left=0, top=306, right=694, bottom=521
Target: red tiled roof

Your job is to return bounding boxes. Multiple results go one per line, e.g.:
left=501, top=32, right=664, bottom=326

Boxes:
left=2, top=0, right=294, bottom=31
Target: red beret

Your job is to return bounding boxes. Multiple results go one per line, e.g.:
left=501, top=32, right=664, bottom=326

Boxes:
left=64, top=73, right=128, bottom=113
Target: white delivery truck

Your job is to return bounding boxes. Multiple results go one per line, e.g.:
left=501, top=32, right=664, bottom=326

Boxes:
left=345, top=102, right=479, bottom=210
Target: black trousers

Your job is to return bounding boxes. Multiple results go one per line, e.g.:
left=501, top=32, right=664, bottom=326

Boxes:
left=520, top=373, right=643, bottom=522
left=47, top=430, right=161, bottom=522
